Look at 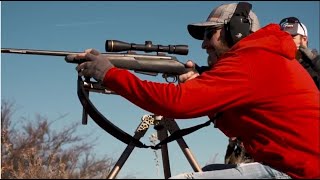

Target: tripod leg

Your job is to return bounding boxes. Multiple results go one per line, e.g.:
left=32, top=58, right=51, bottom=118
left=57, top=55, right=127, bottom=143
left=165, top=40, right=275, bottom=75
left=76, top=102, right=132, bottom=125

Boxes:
left=81, top=89, right=89, bottom=125
left=107, top=122, right=150, bottom=179
left=156, top=124, right=171, bottom=179
left=166, top=119, right=203, bottom=172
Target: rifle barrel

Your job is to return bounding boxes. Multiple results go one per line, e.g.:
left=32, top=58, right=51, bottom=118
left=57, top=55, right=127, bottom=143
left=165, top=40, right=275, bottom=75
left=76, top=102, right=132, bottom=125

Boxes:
left=1, top=48, right=80, bottom=56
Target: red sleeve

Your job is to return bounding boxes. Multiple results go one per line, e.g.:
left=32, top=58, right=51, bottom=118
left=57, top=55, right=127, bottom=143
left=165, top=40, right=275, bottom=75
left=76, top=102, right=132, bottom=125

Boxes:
left=103, top=57, right=253, bottom=119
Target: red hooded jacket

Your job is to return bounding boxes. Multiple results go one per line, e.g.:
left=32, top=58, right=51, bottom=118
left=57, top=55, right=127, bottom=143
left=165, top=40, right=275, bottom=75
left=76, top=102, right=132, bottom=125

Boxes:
left=103, top=24, right=320, bottom=179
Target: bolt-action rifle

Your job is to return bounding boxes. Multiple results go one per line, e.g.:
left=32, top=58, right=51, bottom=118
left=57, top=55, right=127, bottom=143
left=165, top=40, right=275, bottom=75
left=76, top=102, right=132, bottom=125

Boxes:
left=2, top=40, right=193, bottom=82
left=1, top=40, right=201, bottom=149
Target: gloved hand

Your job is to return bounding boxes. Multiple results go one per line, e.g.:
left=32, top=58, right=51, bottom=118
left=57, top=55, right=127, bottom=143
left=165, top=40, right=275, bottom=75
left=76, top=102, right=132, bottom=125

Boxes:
left=299, top=46, right=320, bottom=73
left=299, top=45, right=316, bottom=61
left=68, top=49, right=114, bottom=82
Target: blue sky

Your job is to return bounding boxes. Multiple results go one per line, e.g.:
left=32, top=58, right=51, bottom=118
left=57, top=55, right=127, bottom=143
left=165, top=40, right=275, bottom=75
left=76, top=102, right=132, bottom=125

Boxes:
left=1, top=1, right=319, bottom=179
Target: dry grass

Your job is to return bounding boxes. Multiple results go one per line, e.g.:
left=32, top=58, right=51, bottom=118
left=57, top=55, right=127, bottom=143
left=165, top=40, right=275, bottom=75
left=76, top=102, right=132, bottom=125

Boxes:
left=1, top=100, right=119, bottom=179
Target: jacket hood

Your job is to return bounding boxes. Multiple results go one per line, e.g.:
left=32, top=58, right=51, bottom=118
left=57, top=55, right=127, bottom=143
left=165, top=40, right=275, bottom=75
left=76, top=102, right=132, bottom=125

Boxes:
left=231, top=23, right=297, bottom=60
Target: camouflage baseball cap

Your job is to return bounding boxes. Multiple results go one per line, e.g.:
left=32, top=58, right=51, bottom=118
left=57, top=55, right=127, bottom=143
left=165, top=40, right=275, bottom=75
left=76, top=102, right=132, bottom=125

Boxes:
left=188, top=2, right=260, bottom=40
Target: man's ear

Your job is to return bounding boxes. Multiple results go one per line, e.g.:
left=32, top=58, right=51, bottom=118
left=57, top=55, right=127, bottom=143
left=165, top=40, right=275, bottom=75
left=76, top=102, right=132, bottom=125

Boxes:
left=301, top=36, right=308, bottom=47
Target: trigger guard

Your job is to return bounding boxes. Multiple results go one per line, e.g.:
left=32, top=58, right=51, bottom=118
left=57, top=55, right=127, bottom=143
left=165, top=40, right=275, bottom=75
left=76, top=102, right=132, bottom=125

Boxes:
left=164, top=75, right=177, bottom=83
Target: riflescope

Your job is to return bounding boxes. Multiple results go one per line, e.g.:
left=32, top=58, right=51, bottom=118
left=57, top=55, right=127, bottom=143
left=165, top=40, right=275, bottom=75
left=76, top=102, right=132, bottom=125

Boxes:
left=106, top=40, right=188, bottom=55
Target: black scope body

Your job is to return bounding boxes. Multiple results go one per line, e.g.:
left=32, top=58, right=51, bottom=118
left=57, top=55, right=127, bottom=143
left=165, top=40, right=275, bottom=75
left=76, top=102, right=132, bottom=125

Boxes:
left=105, top=40, right=188, bottom=55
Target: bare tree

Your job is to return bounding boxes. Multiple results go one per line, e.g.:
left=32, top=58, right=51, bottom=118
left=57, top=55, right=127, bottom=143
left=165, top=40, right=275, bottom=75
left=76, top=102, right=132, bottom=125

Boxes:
left=1, top=100, right=132, bottom=179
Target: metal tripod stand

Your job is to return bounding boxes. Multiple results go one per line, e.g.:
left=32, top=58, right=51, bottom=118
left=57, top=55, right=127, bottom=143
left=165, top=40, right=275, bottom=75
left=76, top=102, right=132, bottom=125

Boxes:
left=107, top=114, right=203, bottom=179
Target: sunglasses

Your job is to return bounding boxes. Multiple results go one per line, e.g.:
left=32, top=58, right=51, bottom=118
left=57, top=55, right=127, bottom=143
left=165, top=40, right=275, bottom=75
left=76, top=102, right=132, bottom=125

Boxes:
left=204, top=25, right=223, bottom=40
left=279, top=17, right=306, bottom=36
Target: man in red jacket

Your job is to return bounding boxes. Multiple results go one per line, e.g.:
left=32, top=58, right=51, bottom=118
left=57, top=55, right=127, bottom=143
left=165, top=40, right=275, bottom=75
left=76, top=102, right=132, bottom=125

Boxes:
left=70, top=2, right=319, bottom=179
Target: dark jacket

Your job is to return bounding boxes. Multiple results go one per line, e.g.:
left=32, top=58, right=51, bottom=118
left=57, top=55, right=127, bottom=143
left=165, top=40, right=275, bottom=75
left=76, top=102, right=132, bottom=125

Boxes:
left=299, top=49, right=320, bottom=89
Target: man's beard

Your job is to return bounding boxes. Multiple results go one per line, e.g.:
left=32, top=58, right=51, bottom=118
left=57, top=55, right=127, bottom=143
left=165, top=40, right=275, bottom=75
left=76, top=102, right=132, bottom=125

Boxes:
left=207, top=55, right=216, bottom=67
left=215, top=39, right=230, bottom=58
left=207, top=38, right=230, bottom=67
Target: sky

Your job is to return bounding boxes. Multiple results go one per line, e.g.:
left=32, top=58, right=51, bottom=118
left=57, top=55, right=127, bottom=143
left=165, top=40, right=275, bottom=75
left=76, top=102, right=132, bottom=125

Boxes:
left=1, top=1, right=319, bottom=179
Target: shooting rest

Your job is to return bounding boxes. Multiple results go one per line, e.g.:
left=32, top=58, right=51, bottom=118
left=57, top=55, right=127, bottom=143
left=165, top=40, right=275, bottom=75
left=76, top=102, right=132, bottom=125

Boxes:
left=107, top=115, right=203, bottom=179
left=78, top=79, right=202, bottom=179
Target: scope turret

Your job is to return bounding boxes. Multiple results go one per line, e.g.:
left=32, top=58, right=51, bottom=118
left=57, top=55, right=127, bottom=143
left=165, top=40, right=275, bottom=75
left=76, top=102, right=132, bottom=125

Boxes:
left=105, top=40, right=188, bottom=55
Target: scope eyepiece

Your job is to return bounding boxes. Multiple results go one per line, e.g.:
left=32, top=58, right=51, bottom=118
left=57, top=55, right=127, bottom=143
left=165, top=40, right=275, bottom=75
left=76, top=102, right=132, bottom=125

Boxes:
left=105, top=40, right=188, bottom=55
